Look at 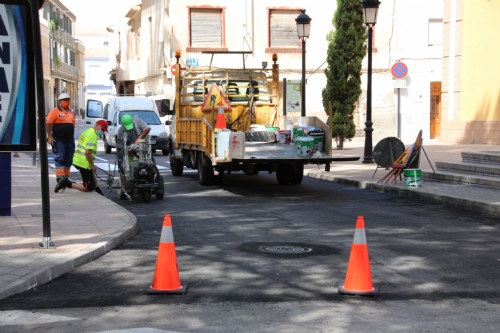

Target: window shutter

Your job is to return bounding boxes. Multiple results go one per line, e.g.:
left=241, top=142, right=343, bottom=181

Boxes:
left=191, top=9, right=222, bottom=47
left=270, top=10, right=298, bottom=47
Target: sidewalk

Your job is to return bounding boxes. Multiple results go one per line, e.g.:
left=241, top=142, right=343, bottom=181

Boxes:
left=1, top=141, right=499, bottom=300
left=0, top=153, right=137, bottom=299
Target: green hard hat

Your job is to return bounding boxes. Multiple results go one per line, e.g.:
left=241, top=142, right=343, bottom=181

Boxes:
left=121, top=114, right=134, bottom=130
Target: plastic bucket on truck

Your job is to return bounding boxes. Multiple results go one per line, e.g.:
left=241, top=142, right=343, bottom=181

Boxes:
left=296, top=137, right=315, bottom=156
left=403, top=169, right=422, bottom=188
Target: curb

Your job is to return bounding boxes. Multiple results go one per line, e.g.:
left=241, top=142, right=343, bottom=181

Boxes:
left=0, top=206, right=138, bottom=300
left=305, top=171, right=500, bottom=218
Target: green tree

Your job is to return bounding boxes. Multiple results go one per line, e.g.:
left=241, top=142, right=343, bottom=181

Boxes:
left=322, top=0, right=366, bottom=149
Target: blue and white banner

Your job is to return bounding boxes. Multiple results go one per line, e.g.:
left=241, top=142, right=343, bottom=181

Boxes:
left=0, top=1, right=35, bottom=152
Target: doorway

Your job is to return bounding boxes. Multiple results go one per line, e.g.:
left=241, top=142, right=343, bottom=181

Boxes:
left=430, top=82, right=441, bottom=139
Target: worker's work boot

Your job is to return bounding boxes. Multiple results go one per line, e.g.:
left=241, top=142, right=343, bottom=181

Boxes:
left=54, top=178, right=72, bottom=193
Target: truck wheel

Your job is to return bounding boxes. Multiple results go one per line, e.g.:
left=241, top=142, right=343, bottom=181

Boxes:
left=162, top=149, right=169, bottom=156
left=290, top=164, right=304, bottom=185
left=170, top=150, right=184, bottom=176
left=198, top=154, right=214, bottom=186
left=103, top=135, right=111, bottom=154
left=276, top=164, right=292, bottom=185
left=155, top=175, right=164, bottom=200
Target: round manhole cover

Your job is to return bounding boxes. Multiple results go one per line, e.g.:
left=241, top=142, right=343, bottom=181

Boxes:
left=260, top=245, right=312, bottom=254
left=239, top=242, right=341, bottom=258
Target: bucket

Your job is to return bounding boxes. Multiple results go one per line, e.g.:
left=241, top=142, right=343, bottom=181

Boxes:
left=296, top=137, right=315, bottom=156
left=229, top=132, right=245, bottom=158
left=403, top=169, right=422, bottom=188
left=276, top=130, right=291, bottom=144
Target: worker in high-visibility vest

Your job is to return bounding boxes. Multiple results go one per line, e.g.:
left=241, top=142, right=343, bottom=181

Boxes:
left=55, top=120, right=108, bottom=193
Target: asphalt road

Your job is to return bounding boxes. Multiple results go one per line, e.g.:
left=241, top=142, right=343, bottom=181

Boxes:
left=1, top=122, right=499, bottom=332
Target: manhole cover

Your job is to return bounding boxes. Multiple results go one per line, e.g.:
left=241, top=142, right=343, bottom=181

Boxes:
left=239, top=242, right=341, bottom=258
left=260, top=245, right=312, bottom=253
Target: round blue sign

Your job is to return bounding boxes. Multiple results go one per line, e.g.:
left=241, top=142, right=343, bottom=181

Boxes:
left=391, top=62, right=408, bottom=79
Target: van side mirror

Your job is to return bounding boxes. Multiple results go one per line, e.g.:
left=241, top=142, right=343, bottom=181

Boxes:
left=165, top=120, right=171, bottom=126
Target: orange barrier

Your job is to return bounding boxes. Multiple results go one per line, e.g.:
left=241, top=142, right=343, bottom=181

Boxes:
left=338, top=216, right=378, bottom=296
left=147, top=214, right=187, bottom=295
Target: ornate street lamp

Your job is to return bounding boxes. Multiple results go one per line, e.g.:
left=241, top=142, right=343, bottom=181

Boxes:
left=362, top=0, right=380, bottom=164
left=296, top=9, right=311, bottom=117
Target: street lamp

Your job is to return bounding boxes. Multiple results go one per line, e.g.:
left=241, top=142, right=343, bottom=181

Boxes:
left=362, top=0, right=380, bottom=164
left=296, top=9, right=311, bottom=118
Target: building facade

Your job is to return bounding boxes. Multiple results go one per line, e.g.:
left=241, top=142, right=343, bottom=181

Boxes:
left=109, top=0, right=446, bottom=145
left=39, top=0, right=84, bottom=115
left=441, top=0, right=500, bottom=144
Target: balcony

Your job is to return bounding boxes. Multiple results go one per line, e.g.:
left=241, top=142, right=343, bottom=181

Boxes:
left=51, top=58, right=77, bottom=82
left=51, top=29, right=76, bottom=51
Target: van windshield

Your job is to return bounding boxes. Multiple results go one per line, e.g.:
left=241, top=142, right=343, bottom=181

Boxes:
left=119, top=111, right=161, bottom=125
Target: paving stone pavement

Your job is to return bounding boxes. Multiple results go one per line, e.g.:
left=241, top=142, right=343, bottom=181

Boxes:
left=0, top=140, right=499, bottom=299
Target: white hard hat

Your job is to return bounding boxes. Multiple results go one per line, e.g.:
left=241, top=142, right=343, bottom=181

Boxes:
left=58, top=93, right=70, bottom=100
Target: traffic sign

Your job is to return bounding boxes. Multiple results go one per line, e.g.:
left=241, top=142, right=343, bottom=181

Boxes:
left=391, top=62, right=408, bottom=79
left=171, top=65, right=183, bottom=76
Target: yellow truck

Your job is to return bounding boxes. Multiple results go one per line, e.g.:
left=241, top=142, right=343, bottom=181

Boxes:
left=167, top=52, right=359, bottom=185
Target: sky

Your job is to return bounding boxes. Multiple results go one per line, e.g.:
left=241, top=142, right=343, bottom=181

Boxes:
left=62, top=0, right=139, bottom=28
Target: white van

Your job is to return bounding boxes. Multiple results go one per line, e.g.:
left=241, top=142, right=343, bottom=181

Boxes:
left=86, top=96, right=170, bottom=155
left=84, top=92, right=115, bottom=128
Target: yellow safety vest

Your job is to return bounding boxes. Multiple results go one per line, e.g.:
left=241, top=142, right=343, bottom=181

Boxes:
left=73, top=128, right=98, bottom=169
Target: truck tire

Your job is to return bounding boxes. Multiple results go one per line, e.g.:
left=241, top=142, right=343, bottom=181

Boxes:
left=198, top=154, right=214, bottom=186
left=290, top=164, right=304, bottom=185
left=276, top=164, right=292, bottom=185
left=103, top=135, right=111, bottom=154
left=170, top=150, right=184, bottom=176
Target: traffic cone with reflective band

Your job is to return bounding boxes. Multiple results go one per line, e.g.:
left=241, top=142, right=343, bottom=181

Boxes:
left=215, top=101, right=226, bottom=129
left=338, top=216, right=378, bottom=296
left=147, top=214, right=187, bottom=295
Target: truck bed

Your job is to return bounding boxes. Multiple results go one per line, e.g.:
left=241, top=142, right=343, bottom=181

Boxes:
left=217, top=142, right=360, bottom=164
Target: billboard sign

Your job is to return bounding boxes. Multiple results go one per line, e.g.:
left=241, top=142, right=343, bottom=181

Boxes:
left=0, top=0, right=36, bottom=152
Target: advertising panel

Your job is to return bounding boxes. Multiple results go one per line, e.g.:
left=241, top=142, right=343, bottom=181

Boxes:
left=0, top=0, right=36, bottom=152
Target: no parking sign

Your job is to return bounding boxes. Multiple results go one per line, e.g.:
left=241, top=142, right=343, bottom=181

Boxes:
left=391, top=62, right=408, bottom=79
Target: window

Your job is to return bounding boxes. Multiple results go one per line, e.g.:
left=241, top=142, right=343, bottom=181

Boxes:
left=189, top=8, right=223, bottom=47
left=428, top=19, right=443, bottom=46
left=269, top=10, right=299, bottom=48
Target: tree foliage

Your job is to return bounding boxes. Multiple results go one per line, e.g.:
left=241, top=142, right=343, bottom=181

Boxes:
left=322, top=0, right=366, bottom=149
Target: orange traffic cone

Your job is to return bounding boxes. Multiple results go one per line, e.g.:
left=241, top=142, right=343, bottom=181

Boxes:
left=338, top=216, right=378, bottom=296
left=147, top=214, right=187, bottom=294
left=215, top=101, right=226, bottom=129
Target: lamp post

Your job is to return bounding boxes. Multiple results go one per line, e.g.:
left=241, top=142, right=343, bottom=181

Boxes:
left=296, top=9, right=311, bottom=118
left=361, top=0, right=380, bottom=164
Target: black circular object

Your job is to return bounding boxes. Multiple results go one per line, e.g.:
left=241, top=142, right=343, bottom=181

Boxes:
left=373, top=137, right=405, bottom=168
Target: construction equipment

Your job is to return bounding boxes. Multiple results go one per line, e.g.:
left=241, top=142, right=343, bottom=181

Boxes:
left=117, top=134, right=164, bottom=202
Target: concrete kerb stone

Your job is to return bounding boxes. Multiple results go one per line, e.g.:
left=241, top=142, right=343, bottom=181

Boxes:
left=0, top=206, right=138, bottom=300
left=305, top=171, right=500, bottom=219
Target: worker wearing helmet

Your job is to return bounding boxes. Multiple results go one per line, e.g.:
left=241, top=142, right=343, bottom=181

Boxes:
left=46, top=93, right=75, bottom=189
left=55, top=120, right=109, bottom=194
left=116, top=114, right=151, bottom=175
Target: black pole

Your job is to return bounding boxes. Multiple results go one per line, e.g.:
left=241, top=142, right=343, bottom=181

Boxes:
left=301, top=38, right=306, bottom=117
left=31, top=1, right=53, bottom=248
left=363, top=25, right=374, bottom=163
left=283, top=78, right=287, bottom=116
